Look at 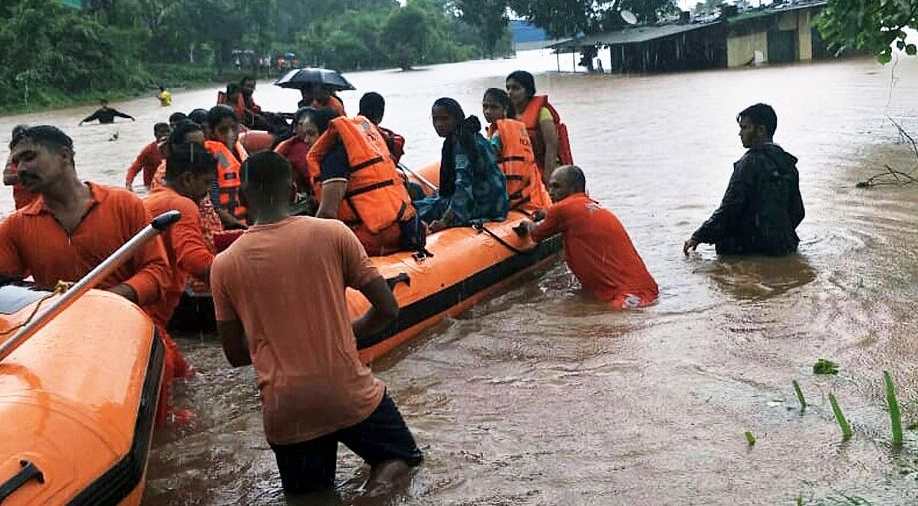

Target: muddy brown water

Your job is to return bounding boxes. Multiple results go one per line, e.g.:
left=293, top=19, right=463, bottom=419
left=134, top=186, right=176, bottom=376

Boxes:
left=2, top=51, right=918, bottom=505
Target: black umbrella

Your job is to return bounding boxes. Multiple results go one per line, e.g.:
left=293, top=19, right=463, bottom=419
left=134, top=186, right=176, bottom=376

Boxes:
left=274, top=68, right=355, bottom=91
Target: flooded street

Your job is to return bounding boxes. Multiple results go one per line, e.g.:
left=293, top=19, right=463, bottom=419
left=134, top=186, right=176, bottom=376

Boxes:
left=3, top=51, right=918, bottom=504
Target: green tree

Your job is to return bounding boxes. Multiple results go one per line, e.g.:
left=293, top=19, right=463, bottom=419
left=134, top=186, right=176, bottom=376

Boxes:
left=456, top=0, right=510, bottom=57
left=383, top=2, right=435, bottom=69
left=508, top=0, right=678, bottom=37
left=816, top=0, right=918, bottom=63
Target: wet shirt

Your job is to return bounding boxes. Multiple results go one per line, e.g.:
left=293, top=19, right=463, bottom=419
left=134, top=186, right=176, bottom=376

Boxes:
left=691, top=143, right=804, bottom=255
left=81, top=107, right=133, bottom=124
left=125, top=140, right=164, bottom=188
left=211, top=217, right=384, bottom=444
left=531, top=193, right=658, bottom=303
left=143, top=186, right=214, bottom=326
left=0, top=183, right=170, bottom=306
left=274, top=136, right=311, bottom=190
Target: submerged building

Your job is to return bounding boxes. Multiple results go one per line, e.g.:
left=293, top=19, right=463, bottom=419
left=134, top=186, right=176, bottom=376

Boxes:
left=552, top=0, right=830, bottom=73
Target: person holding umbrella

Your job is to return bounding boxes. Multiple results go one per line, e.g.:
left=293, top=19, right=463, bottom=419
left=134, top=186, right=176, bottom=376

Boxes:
left=276, top=67, right=353, bottom=116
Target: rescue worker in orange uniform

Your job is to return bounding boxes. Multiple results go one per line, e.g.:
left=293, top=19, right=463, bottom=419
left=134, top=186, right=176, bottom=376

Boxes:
left=481, top=88, right=551, bottom=213
left=306, top=111, right=418, bottom=256
left=506, top=70, right=574, bottom=183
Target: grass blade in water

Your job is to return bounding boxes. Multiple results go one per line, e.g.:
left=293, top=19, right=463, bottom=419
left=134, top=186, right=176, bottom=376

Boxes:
left=745, top=431, right=756, bottom=446
left=793, top=380, right=807, bottom=410
left=828, top=393, right=852, bottom=441
left=884, top=371, right=903, bottom=447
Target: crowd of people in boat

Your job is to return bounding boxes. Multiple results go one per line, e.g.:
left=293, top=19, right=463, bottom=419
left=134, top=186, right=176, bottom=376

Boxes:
left=0, top=69, right=803, bottom=496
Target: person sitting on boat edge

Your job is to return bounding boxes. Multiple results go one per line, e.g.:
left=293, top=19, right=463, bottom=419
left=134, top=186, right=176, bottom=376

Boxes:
left=505, top=70, right=573, bottom=183
left=205, top=105, right=249, bottom=230
left=0, top=125, right=177, bottom=422
left=306, top=109, right=423, bottom=256
left=518, top=165, right=659, bottom=309
left=212, top=151, right=423, bottom=495
left=143, top=143, right=218, bottom=382
left=274, top=107, right=321, bottom=201
left=4, top=124, right=38, bottom=210
left=125, top=122, right=170, bottom=191
left=413, top=98, right=508, bottom=233
left=683, top=103, right=804, bottom=257
left=78, top=99, right=135, bottom=126
left=481, top=88, right=552, bottom=214
left=359, top=92, right=406, bottom=164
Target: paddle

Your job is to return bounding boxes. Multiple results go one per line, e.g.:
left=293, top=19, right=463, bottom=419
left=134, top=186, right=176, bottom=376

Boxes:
left=0, top=210, right=182, bottom=363
left=397, top=162, right=438, bottom=193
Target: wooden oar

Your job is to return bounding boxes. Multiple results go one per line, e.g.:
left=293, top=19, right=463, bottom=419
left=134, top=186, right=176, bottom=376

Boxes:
left=0, top=210, right=181, bottom=363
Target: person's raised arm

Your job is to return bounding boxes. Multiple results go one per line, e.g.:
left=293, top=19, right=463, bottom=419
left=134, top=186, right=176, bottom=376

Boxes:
left=79, top=110, right=100, bottom=126
left=114, top=109, right=135, bottom=121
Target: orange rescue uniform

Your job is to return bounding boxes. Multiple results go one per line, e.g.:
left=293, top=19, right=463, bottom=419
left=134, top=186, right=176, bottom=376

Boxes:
left=531, top=193, right=658, bottom=309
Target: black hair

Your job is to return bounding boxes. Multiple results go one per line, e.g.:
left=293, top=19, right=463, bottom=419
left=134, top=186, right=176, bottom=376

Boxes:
left=432, top=97, right=483, bottom=198
left=483, top=88, right=514, bottom=119
left=359, top=92, right=385, bottom=123
left=11, top=125, right=74, bottom=155
left=165, top=143, right=218, bottom=182
left=311, top=107, right=340, bottom=135
left=9, top=124, right=28, bottom=149
left=226, top=83, right=241, bottom=96
left=561, top=165, right=586, bottom=193
left=168, top=112, right=188, bottom=124
left=207, top=104, right=238, bottom=129
left=240, top=76, right=255, bottom=86
left=188, top=108, right=209, bottom=126
left=737, top=103, right=777, bottom=137
left=168, top=120, right=203, bottom=147
left=506, top=70, right=536, bottom=98
left=240, top=151, right=293, bottom=199
left=154, top=122, right=170, bottom=134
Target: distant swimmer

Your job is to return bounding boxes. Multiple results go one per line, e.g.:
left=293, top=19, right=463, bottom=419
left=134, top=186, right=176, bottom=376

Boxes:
left=518, top=165, right=659, bottom=309
left=158, top=85, right=172, bottom=107
left=683, top=103, right=804, bottom=257
left=78, top=99, right=135, bottom=125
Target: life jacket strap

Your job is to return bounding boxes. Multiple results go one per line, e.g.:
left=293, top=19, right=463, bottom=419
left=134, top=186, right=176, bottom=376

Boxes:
left=350, top=156, right=385, bottom=172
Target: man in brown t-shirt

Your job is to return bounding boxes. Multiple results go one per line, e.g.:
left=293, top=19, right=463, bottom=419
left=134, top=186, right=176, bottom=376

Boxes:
left=211, top=151, right=422, bottom=494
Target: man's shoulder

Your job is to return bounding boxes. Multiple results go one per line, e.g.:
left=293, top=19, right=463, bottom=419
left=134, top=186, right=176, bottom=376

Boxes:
left=144, top=187, right=198, bottom=216
left=93, top=183, right=142, bottom=206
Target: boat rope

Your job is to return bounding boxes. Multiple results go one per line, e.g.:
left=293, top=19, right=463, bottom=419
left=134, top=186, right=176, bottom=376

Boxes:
left=0, top=282, right=70, bottom=338
left=472, top=222, right=534, bottom=256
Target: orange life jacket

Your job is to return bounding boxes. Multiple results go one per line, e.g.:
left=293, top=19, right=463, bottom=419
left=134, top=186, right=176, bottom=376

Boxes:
left=488, top=119, right=551, bottom=211
left=519, top=95, right=574, bottom=176
left=306, top=115, right=415, bottom=234
left=205, top=140, right=246, bottom=220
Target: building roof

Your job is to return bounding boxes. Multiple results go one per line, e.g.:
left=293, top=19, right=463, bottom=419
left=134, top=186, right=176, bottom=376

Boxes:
left=727, top=0, right=827, bottom=24
left=551, top=22, right=719, bottom=50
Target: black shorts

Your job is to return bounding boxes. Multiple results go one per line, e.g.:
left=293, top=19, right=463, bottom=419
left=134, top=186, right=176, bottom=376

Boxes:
left=269, top=391, right=423, bottom=493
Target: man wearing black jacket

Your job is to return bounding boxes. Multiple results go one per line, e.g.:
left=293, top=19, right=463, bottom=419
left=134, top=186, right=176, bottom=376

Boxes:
left=79, top=99, right=135, bottom=125
left=684, top=103, right=804, bottom=256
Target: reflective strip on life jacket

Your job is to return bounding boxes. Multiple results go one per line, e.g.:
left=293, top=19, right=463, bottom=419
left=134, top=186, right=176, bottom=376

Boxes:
left=205, top=140, right=246, bottom=220
left=306, top=115, right=416, bottom=234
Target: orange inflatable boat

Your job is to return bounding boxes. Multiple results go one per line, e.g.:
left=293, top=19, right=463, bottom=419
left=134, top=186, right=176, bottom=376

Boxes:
left=0, top=286, right=163, bottom=505
left=171, top=162, right=561, bottom=363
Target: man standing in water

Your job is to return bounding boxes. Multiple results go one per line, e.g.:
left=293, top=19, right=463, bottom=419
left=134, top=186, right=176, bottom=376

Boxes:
left=683, top=103, right=804, bottom=256
left=519, top=165, right=658, bottom=309
left=211, top=152, right=422, bottom=495
left=78, top=99, right=135, bottom=125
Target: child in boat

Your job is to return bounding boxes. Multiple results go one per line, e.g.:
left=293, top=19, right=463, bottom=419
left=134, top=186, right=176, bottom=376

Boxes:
left=481, top=88, right=552, bottom=213
left=413, top=97, right=508, bottom=233
left=518, top=165, right=658, bottom=309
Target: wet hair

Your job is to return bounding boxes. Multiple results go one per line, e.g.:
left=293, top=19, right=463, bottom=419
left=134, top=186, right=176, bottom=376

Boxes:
left=153, top=122, right=171, bottom=135
left=483, top=88, right=514, bottom=119
left=737, top=103, right=777, bottom=137
left=168, top=112, right=188, bottom=124
left=358, top=92, right=385, bottom=123
left=188, top=108, right=209, bottom=126
left=506, top=70, right=536, bottom=98
left=558, top=165, right=586, bottom=193
left=165, top=143, right=217, bottom=182
left=168, top=120, right=203, bottom=147
left=433, top=97, right=483, bottom=198
left=311, top=107, right=340, bottom=135
left=241, top=151, right=292, bottom=201
left=9, top=124, right=28, bottom=149
left=11, top=125, right=74, bottom=155
left=207, top=105, right=238, bottom=130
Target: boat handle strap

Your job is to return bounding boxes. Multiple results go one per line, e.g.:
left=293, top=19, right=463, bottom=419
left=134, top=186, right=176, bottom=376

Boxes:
left=385, top=272, right=411, bottom=290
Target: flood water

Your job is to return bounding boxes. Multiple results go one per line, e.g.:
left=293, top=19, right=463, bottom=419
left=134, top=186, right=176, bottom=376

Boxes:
left=3, top=50, right=918, bottom=505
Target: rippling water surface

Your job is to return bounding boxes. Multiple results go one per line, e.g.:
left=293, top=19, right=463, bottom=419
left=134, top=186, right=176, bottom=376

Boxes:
left=2, top=51, right=918, bottom=505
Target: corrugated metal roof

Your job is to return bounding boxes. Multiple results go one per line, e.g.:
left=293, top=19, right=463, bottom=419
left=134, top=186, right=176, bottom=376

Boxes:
left=727, top=0, right=827, bottom=23
left=551, top=22, right=719, bottom=49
